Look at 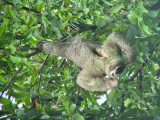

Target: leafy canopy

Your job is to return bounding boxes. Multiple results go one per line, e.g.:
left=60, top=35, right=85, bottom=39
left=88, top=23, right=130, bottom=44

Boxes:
left=0, top=0, right=160, bottom=120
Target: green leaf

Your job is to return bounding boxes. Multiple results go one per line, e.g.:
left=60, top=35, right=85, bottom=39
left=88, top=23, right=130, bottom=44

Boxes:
left=22, top=0, right=27, bottom=6
left=96, top=18, right=105, bottom=28
left=16, top=108, right=25, bottom=118
left=151, top=108, right=160, bottom=116
left=13, top=83, right=26, bottom=91
left=27, top=16, right=36, bottom=27
left=19, top=45, right=30, bottom=52
left=63, top=100, right=70, bottom=113
left=73, top=113, right=84, bottom=120
left=39, top=115, right=50, bottom=119
left=37, top=2, right=44, bottom=12
left=3, top=18, right=10, bottom=25
left=102, top=0, right=112, bottom=6
left=0, top=25, right=5, bottom=36
left=126, top=26, right=140, bottom=41
left=0, top=98, right=11, bottom=105
left=127, top=9, right=138, bottom=24
left=138, top=20, right=152, bottom=34
left=139, top=56, right=145, bottom=63
left=11, top=0, right=22, bottom=5
left=110, top=97, right=118, bottom=111
left=42, top=16, right=48, bottom=27
left=12, top=92, right=28, bottom=99
left=155, top=116, right=160, bottom=120
left=138, top=1, right=148, bottom=14
left=109, top=3, right=123, bottom=13
left=85, top=19, right=93, bottom=25
left=29, top=36, right=38, bottom=46
left=0, top=75, right=6, bottom=82
left=22, top=108, right=38, bottom=118
left=10, top=56, right=21, bottom=63
left=147, top=10, right=158, bottom=18
left=60, top=2, right=64, bottom=11
left=45, top=108, right=63, bottom=116
left=83, top=8, right=89, bottom=15
left=9, top=45, right=16, bottom=54
left=21, top=58, right=28, bottom=64
left=68, top=12, right=72, bottom=17
left=9, top=8, right=14, bottom=17
left=70, top=104, right=76, bottom=113
left=11, top=40, right=20, bottom=45
left=94, top=11, right=101, bottom=17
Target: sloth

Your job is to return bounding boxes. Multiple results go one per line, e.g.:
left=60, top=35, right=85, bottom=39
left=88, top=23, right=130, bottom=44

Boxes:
left=36, top=32, right=136, bottom=91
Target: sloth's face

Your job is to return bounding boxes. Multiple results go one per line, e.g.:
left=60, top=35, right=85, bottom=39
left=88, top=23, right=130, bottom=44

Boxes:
left=109, top=65, right=125, bottom=78
left=105, top=58, right=126, bottom=78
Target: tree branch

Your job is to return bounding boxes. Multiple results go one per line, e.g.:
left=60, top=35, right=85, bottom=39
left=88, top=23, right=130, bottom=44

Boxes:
left=105, top=107, right=112, bottom=120
left=37, top=54, right=50, bottom=91
left=58, top=59, right=66, bottom=68
left=0, top=65, right=23, bottom=98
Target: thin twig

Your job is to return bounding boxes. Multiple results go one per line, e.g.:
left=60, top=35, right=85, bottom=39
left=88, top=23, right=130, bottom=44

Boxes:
left=0, top=48, right=42, bottom=98
left=0, top=65, right=23, bottom=98
left=74, top=87, right=80, bottom=113
left=37, top=54, right=50, bottom=91
left=117, top=93, right=125, bottom=119
left=136, top=105, right=143, bottom=116
left=139, top=66, right=143, bottom=89
left=58, top=59, right=66, bottom=68
left=33, top=73, right=40, bottom=88
left=105, top=107, right=112, bottom=120
left=24, top=49, right=41, bottom=58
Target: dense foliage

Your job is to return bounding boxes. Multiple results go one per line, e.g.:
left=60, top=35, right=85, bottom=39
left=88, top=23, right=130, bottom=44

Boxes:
left=0, top=0, right=160, bottom=120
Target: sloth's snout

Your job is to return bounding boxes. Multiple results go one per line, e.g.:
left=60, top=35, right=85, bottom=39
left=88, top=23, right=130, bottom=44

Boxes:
left=115, top=66, right=124, bottom=75
left=110, top=66, right=124, bottom=78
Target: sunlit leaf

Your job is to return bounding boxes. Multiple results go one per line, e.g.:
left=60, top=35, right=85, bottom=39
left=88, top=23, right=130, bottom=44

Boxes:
left=70, top=104, right=76, bottom=113
left=109, top=3, right=123, bottom=13
left=138, top=20, right=152, bottom=34
left=102, top=0, right=113, bottom=6
left=85, top=19, right=93, bottom=25
left=10, top=56, right=21, bottom=63
left=127, top=9, right=138, bottom=24
left=0, top=25, right=5, bottom=36
left=9, top=45, right=16, bottom=54
left=0, top=75, right=6, bottom=82
left=37, top=2, right=44, bottom=12
left=0, top=98, right=11, bottom=105
left=73, top=113, right=84, bottom=120
left=16, top=108, right=25, bottom=118
left=83, top=8, right=89, bottom=15
left=11, top=92, right=28, bottom=99
left=146, top=11, right=158, bottom=18
left=138, top=1, right=148, bottom=13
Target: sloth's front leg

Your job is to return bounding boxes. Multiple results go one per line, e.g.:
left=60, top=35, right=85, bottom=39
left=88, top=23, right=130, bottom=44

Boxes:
left=77, top=69, right=118, bottom=91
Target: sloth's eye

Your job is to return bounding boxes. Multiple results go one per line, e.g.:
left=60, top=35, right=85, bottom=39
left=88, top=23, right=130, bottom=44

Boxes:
left=93, top=49, right=103, bottom=57
left=115, top=66, right=124, bottom=74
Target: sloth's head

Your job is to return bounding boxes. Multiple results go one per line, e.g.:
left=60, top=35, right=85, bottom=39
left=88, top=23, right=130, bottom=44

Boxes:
left=105, top=58, right=126, bottom=78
